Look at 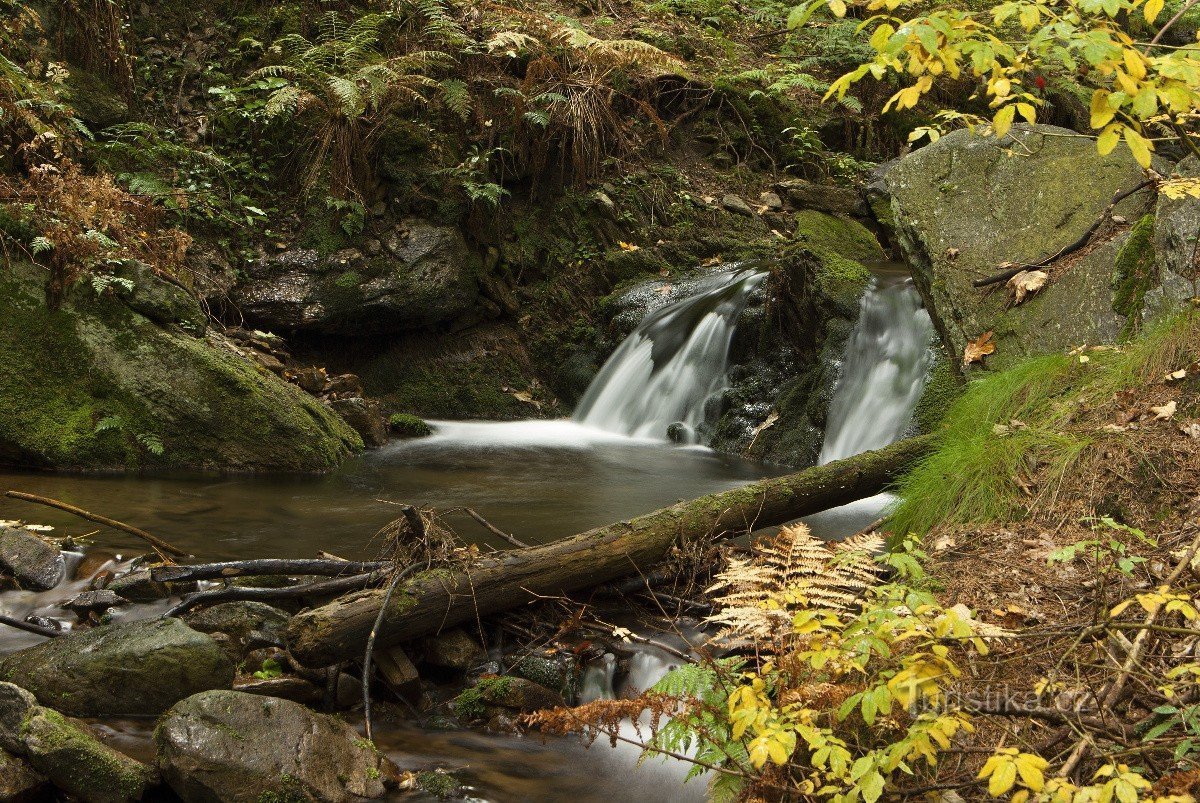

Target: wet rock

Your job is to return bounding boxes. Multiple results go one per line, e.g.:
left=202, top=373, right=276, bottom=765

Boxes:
left=106, top=569, right=168, bottom=602
left=423, top=629, right=487, bottom=671
left=0, top=683, right=156, bottom=803
left=113, top=259, right=206, bottom=337
left=721, top=193, right=755, bottom=217
left=0, top=748, right=48, bottom=802
left=335, top=671, right=364, bottom=708
left=235, top=218, right=479, bottom=335
left=775, top=179, right=867, bottom=216
left=64, top=589, right=127, bottom=616
left=510, top=651, right=579, bottom=702
left=666, top=421, right=690, bottom=444
left=388, top=413, right=432, bottom=438
left=324, top=373, right=364, bottom=397
left=155, top=690, right=396, bottom=802
left=232, top=674, right=323, bottom=706
left=289, top=365, right=328, bottom=394
left=454, top=676, right=564, bottom=722
left=328, top=397, right=389, bottom=448
left=880, top=124, right=1157, bottom=370
left=0, top=526, right=65, bottom=590
left=0, top=618, right=234, bottom=717
left=184, top=601, right=290, bottom=650
left=73, top=550, right=117, bottom=581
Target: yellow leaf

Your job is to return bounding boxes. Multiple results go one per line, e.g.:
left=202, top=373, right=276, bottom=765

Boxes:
left=990, top=760, right=1018, bottom=796
left=1016, top=102, right=1036, bottom=123
left=1006, top=269, right=1048, bottom=305
left=1097, top=124, right=1122, bottom=156
left=1124, top=126, right=1153, bottom=168
left=1015, top=753, right=1049, bottom=792
left=993, top=104, right=1016, bottom=138
left=1091, top=90, right=1116, bottom=129
left=829, top=0, right=847, bottom=15
left=1124, top=48, right=1147, bottom=81
left=1145, top=0, right=1165, bottom=23
left=963, top=330, right=996, bottom=366
left=869, top=23, right=894, bottom=49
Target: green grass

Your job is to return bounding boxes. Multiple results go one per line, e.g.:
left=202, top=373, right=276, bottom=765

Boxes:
left=887, top=312, right=1199, bottom=536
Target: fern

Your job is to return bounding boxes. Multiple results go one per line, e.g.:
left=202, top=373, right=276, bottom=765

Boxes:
left=706, top=524, right=884, bottom=643
left=135, top=432, right=165, bottom=456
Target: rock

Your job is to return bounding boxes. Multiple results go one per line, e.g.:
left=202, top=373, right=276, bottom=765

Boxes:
left=234, top=218, right=479, bottom=335
left=155, top=690, right=395, bottom=802
left=184, top=601, right=290, bottom=649
left=113, top=260, right=206, bottom=337
left=324, top=373, right=364, bottom=397
left=666, top=422, right=690, bottom=443
left=775, top=179, right=868, bottom=216
left=64, top=589, right=127, bottom=616
left=0, top=748, right=48, bottom=802
left=388, top=413, right=432, bottom=438
left=879, top=124, right=1157, bottom=370
left=19, top=707, right=158, bottom=803
left=289, top=365, right=328, bottom=394
left=232, top=674, right=323, bottom=706
left=327, top=397, right=389, bottom=448
left=510, top=651, right=578, bottom=702
left=0, top=259, right=361, bottom=472
left=759, top=191, right=784, bottom=211
left=73, top=549, right=118, bottom=581
left=454, top=676, right=564, bottom=721
left=1147, top=156, right=1200, bottom=318
left=423, top=629, right=487, bottom=671
left=793, top=210, right=885, bottom=265
left=0, top=526, right=65, bottom=590
left=0, top=618, right=234, bottom=717
left=106, top=569, right=168, bottom=602
left=335, top=671, right=363, bottom=708
left=721, top=193, right=755, bottom=217
left=0, top=683, right=38, bottom=754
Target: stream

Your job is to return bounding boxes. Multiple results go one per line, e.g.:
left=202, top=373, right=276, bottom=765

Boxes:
left=0, top=265, right=933, bottom=801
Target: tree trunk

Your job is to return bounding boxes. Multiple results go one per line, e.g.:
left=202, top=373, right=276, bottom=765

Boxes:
left=284, top=435, right=933, bottom=667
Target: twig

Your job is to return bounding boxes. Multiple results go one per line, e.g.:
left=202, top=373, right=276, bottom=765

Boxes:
left=164, top=570, right=387, bottom=617
left=1146, top=0, right=1200, bottom=50
left=152, top=558, right=389, bottom=583
left=0, top=613, right=62, bottom=639
left=363, top=504, right=426, bottom=742
left=972, top=180, right=1155, bottom=288
left=462, top=508, right=530, bottom=549
left=5, top=490, right=187, bottom=559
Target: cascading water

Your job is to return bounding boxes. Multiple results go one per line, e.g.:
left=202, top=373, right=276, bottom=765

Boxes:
left=818, top=274, right=934, bottom=464
left=573, top=268, right=766, bottom=443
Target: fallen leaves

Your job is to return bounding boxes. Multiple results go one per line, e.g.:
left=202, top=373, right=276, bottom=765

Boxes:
left=963, top=331, right=996, bottom=367
left=1179, top=422, right=1200, bottom=439
left=1151, top=400, right=1177, bottom=421
left=745, top=410, right=779, bottom=452
left=658, top=284, right=674, bottom=297
left=1006, top=269, right=1049, bottom=305
left=617, top=241, right=640, bottom=252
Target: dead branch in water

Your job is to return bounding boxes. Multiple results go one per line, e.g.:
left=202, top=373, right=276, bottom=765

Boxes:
left=5, top=490, right=188, bottom=559
left=163, top=570, right=388, bottom=617
left=151, top=558, right=389, bottom=583
left=0, top=613, right=63, bottom=639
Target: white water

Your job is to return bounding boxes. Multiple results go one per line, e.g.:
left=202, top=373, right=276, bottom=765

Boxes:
left=573, top=269, right=767, bottom=443
left=819, top=275, right=934, bottom=464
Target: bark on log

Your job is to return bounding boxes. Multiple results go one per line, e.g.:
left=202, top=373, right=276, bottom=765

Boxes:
left=285, top=435, right=934, bottom=667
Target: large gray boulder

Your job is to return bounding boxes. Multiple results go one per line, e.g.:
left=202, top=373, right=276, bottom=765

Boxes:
left=155, top=690, right=395, bottom=802
left=1147, top=156, right=1200, bottom=317
left=879, top=124, right=1160, bottom=370
left=235, top=217, right=480, bottom=334
left=0, top=682, right=157, bottom=803
left=0, top=526, right=65, bottom=590
left=0, top=618, right=234, bottom=717
left=0, top=259, right=361, bottom=472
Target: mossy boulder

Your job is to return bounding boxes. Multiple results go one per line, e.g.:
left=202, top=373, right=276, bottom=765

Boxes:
left=1148, top=156, right=1200, bottom=319
left=155, top=690, right=395, bottom=802
left=0, top=618, right=235, bottom=717
left=880, top=124, right=1159, bottom=371
left=388, top=413, right=432, bottom=438
left=0, top=747, right=48, bottom=801
left=793, top=210, right=885, bottom=265
left=234, top=217, right=480, bottom=335
left=0, top=259, right=361, bottom=471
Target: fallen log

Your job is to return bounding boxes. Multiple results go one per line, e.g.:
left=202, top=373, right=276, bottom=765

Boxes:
left=151, top=558, right=388, bottom=583
left=286, top=435, right=933, bottom=667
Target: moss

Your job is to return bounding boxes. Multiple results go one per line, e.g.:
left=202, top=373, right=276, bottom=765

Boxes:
left=453, top=676, right=513, bottom=721
left=912, top=352, right=963, bottom=434
left=416, top=770, right=461, bottom=799
left=793, top=210, right=885, bottom=264
left=388, top=412, right=432, bottom=437
left=21, top=708, right=152, bottom=798
left=334, top=270, right=362, bottom=289
left=1112, top=214, right=1159, bottom=331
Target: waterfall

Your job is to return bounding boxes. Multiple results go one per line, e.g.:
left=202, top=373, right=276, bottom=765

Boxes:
left=818, top=275, right=934, bottom=464
left=573, top=268, right=766, bottom=443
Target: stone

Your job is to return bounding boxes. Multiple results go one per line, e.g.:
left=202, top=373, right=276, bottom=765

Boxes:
left=155, top=690, right=395, bottom=802
left=0, top=526, right=64, bottom=590
left=234, top=218, right=479, bottom=335
left=387, top=413, right=432, bottom=438
left=231, top=674, right=323, bottom=706
left=759, top=191, right=784, bottom=211
left=106, top=569, right=168, bottom=602
left=0, top=748, right=48, bottom=802
left=721, top=193, right=755, bottom=217
left=1147, top=156, right=1200, bottom=319
left=113, top=260, right=206, bottom=337
left=0, top=683, right=39, bottom=754
left=775, top=179, right=867, bottom=216
left=328, top=397, right=389, bottom=448
left=324, top=372, right=364, bottom=397
left=423, top=629, right=487, bottom=671
left=289, top=365, right=328, bottom=394
left=19, top=707, right=158, bottom=803
left=73, top=549, right=117, bottom=581
left=0, top=618, right=234, bottom=717
left=510, top=651, right=579, bottom=702
left=793, top=210, right=885, bottom=265
left=0, top=259, right=362, bottom=473
left=879, top=124, right=1157, bottom=370
left=64, top=589, right=126, bottom=616
left=184, top=601, right=290, bottom=649
left=453, top=676, right=564, bottom=722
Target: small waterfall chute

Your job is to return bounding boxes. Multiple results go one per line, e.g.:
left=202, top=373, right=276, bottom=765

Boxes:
left=573, top=268, right=766, bottom=442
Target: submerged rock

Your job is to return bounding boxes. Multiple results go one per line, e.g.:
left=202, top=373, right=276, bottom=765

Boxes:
left=184, top=601, right=291, bottom=651
left=0, top=682, right=157, bottom=803
left=0, top=618, right=234, bottom=717
left=155, top=690, right=395, bottom=802
left=327, top=396, right=389, bottom=447
left=0, top=526, right=65, bottom=590
left=0, top=259, right=361, bottom=472
left=878, top=124, right=1161, bottom=370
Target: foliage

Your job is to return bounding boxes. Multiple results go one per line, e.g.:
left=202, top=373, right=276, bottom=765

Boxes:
left=798, top=0, right=1200, bottom=165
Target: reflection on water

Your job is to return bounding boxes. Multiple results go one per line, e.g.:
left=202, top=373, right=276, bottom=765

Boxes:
left=0, top=421, right=781, bottom=560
